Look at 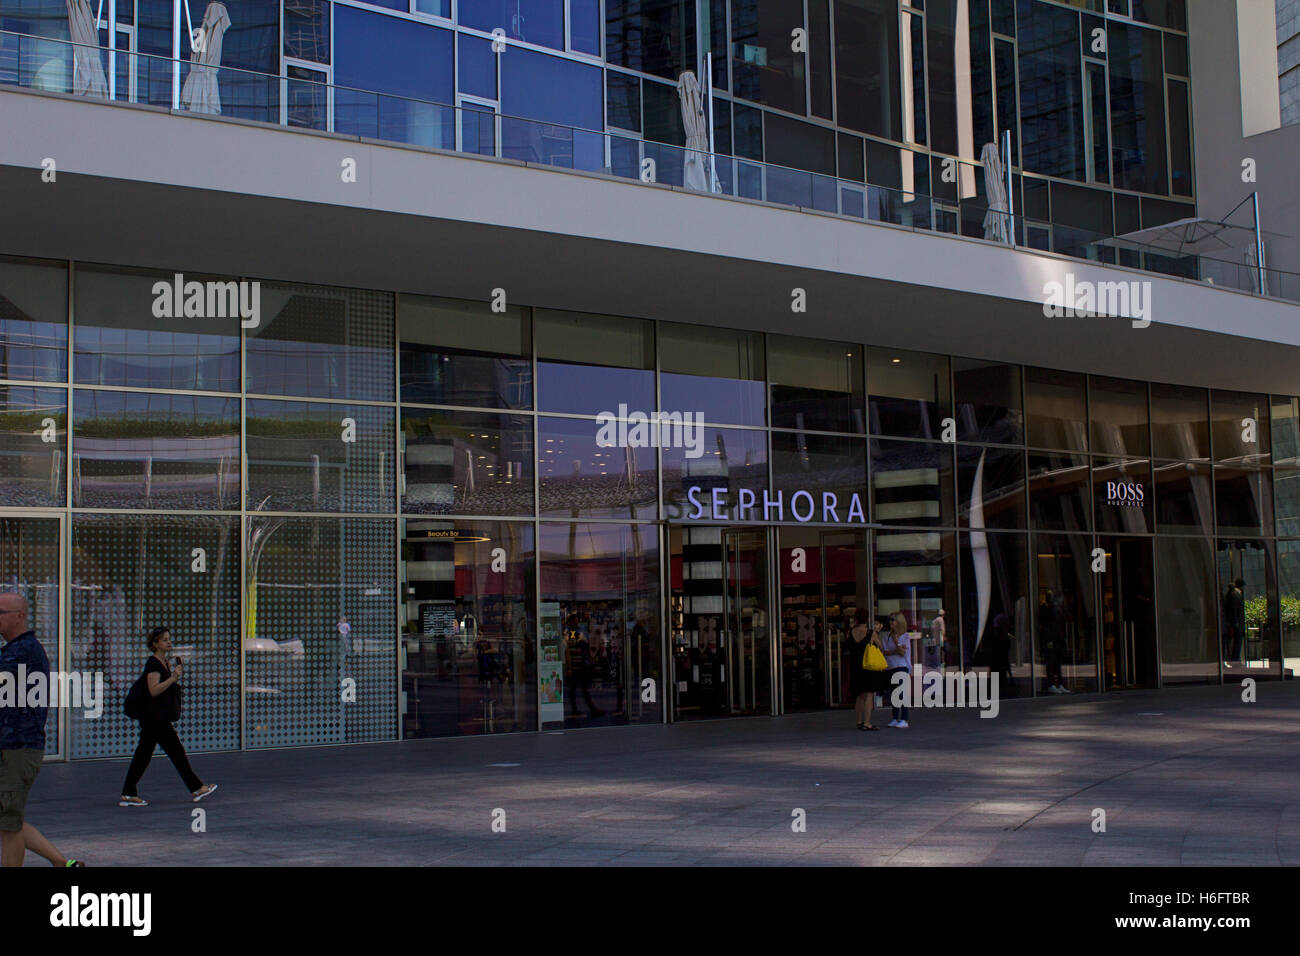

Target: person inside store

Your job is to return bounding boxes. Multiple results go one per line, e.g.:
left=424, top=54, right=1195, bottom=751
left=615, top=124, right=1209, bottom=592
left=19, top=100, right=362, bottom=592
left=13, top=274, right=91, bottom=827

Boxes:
left=848, top=609, right=886, bottom=731
left=1221, top=578, right=1246, bottom=664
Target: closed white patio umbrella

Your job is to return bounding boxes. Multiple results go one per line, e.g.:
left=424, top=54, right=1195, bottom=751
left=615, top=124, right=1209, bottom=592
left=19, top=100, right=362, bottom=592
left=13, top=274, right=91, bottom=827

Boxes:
left=677, top=70, right=719, bottom=194
left=981, top=141, right=1010, bottom=243
left=65, top=0, right=107, bottom=98
left=180, top=1, right=232, bottom=115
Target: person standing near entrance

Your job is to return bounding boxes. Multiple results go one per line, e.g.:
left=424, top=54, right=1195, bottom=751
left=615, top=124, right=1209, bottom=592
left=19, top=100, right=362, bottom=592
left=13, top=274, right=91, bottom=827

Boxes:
left=883, top=612, right=913, bottom=728
left=0, top=592, right=84, bottom=867
left=1222, top=579, right=1245, bottom=664
left=848, top=609, right=885, bottom=731
left=119, top=627, right=218, bottom=807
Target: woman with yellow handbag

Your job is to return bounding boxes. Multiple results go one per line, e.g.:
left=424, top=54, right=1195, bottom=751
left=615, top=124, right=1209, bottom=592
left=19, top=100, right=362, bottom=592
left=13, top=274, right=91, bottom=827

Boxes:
left=848, top=609, right=889, bottom=731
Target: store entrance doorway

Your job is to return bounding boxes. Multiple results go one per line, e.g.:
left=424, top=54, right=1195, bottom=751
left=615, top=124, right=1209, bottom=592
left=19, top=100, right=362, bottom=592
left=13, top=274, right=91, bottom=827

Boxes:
left=776, top=528, right=870, bottom=711
left=669, top=526, right=772, bottom=720
left=1097, top=536, right=1157, bottom=690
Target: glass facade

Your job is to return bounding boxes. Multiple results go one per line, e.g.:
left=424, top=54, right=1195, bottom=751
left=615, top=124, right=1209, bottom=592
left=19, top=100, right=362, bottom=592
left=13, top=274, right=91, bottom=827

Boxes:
left=6, top=249, right=1295, bottom=758
left=0, top=0, right=1195, bottom=259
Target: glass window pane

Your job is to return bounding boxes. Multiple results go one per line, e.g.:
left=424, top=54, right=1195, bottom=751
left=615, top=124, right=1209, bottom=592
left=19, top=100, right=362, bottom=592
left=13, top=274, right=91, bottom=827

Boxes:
left=873, top=528, right=957, bottom=641
left=1216, top=539, right=1278, bottom=671
left=834, top=0, right=901, bottom=140
left=571, top=0, right=601, bottom=54
left=662, top=425, right=768, bottom=521
left=1090, top=375, right=1149, bottom=457
left=953, top=358, right=1023, bottom=444
left=401, top=518, right=536, bottom=737
left=71, top=390, right=239, bottom=510
left=1156, top=536, right=1218, bottom=684
left=500, top=47, right=603, bottom=168
left=1277, top=541, right=1300, bottom=675
left=334, top=8, right=455, bottom=147
left=0, top=385, right=65, bottom=507
left=399, top=295, right=531, bottom=409
left=870, top=438, right=955, bottom=527
left=767, top=335, right=864, bottom=433
left=867, top=347, right=950, bottom=439
left=1275, top=469, right=1300, bottom=535
left=1017, top=0, right=1086, bottom=181
left=732, top=0, right=806, bottom=115
left=1153, top=459, right=1213, bottom=534
left=606, top=70, right=640, bottom=131
left=536, top=309, right=654, bottom=416
left=246, top=282, right=395, bottom=402
left=1211, top=389, right=1269, bottom=464
left=73, top=267, right=240, bottom=391
left=1028, top=451, right=1091, bottom=531
left=245, top=517, right=396, bottom=747
left=401, top=408, right=534, bottom=516
left=1033, top=533, right=1100, bottom=693
left=458, top=33, right=497, bottom=100
left=0, top=256, right=66, bottom=383
left=1215, top=466, right=1272, bottom=537
left=771, top=432, right=867, bottom=522
left=957, top=443, right=1026, bottom=530
left=538, top=415, right=657, bottom=519
left=606, top=0, right=697, bottom=81
left=1270, top=396, right=1300, bottom=468
left=70, top=514, right=240, bottom=757
left=540, top=522, right=661, bottom=727
left=1109, top=20, right=1168, bottom=195
left=1092, top=456, right=1152, bottom=533
left=659, top=323, right=765, bottom=427
left=1025, top=367, right=1087, bottom=451
left=1167, top=79, right=1192, bottom=197
left=246, top=400, right=395, bottom=513
left=960, top=530, right=1030, bottom=697
left=283, top=0, right=330, bottom=63
left=461, top=0, right=564, bottom=50
left=1150, top=382, right=1209, bottom=460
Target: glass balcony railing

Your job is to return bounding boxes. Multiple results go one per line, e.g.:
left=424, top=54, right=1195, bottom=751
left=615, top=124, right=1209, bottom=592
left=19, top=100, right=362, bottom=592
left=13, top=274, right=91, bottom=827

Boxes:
left=2, top=29, right=1297, bottom=305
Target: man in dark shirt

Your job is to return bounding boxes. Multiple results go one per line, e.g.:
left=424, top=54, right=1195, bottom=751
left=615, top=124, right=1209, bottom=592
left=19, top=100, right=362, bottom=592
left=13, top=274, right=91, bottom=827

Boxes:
left=0, top=592, right=81, bottom=867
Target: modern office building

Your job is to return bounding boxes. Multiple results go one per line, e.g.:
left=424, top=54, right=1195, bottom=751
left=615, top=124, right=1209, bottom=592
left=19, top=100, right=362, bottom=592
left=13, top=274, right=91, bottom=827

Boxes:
left=0, top=0, right=1298, bottom=759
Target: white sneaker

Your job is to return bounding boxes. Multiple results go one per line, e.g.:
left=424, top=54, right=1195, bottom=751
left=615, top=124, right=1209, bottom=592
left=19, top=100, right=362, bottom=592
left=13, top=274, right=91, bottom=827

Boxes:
left=895, top=720, right=909, bottom=729
left=1049, top=685, right=1063, bottom=694
left=1059, top=685, right=1072, bottom=694
left=887, top=719, right=899, bottom=727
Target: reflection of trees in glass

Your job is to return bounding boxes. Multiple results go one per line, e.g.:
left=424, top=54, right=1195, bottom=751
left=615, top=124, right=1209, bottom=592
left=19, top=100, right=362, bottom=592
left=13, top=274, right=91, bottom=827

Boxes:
left=1247, top=593, right=1300, bottom=629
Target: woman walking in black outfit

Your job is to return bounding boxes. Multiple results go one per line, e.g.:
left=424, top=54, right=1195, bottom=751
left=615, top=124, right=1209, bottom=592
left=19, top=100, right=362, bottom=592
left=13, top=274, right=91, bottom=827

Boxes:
left=119, top=627, right=218, bottom=807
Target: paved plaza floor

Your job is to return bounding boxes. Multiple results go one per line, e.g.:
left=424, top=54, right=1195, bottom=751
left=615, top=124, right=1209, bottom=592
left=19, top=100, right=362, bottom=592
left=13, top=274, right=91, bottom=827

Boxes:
left=22, top=682, right=1300, bottom=866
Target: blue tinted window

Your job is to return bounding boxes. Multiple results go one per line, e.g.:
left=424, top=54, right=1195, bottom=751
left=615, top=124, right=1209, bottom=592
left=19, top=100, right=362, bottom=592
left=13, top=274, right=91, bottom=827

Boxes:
left=459, top=33, right=497, bottom=99
left=1017, top=0, right=1085, bottom=181
left=414, top=0, right=450, bottom=15
left=571, top=0, right=600, bottom=54
left=335, top=7, right=454, bottom=147
left=335, top=7, right=452, bottom=102
left=606, top=0, right=697, bottom=81
left=284, top=0, right=330, bottom=63
left=500, top=47, right=603, bottom=168
left=462, top=0, right=564, bottom=50
left=501, top=46, right=601, bottom=127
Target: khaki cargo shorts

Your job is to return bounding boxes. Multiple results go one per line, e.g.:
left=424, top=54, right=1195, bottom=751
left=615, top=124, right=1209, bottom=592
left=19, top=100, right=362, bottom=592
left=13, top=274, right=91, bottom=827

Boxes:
left=0, top=748, right=44, bottom=831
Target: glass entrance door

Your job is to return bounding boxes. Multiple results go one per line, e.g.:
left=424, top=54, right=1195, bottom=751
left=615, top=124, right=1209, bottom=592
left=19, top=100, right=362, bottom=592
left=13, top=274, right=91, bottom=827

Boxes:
left=669, top=526, right=772, bottom=720
left=777, top=528, right=869, bottom=711
left=1098, top=536, right=1157, bottom=689
left=0, top=515, right=64, bottom=758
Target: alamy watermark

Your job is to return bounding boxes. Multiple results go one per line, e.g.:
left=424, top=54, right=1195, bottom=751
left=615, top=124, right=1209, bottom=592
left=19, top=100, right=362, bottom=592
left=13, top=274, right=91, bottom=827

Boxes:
left=889, top=669, right=1000, bottom=718
left=0, top=667, right=104, bottom=718
left=1042, top=274, right=1152, bottom=329
left=151, top=273, right=261, bottom=329
left=595, top=404, right=706, bottom=459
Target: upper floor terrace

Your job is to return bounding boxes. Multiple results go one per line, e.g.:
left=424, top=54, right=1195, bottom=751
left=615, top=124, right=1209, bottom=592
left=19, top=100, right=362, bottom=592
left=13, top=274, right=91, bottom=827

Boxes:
left=1, top=28, right=1294, bottom=304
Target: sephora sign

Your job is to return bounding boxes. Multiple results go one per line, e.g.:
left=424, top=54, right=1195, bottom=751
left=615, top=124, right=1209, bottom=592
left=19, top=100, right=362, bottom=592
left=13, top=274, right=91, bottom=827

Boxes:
left=681, top=486, right=867, bottom=524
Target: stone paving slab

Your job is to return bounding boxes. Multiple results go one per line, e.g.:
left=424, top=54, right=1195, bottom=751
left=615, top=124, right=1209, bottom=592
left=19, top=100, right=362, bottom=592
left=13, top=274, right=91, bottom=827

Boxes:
left=16, top=682, right=1300, bottom=866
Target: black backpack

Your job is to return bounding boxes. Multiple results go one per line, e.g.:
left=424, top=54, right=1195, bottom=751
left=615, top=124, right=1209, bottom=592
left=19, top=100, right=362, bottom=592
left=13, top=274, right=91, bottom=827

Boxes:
left=123, top=672, right=148, bottom=720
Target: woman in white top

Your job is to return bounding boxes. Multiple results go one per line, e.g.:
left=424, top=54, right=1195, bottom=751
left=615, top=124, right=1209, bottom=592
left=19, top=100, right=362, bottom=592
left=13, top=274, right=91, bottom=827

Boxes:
left=882, top=612, right=913, bottom=728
